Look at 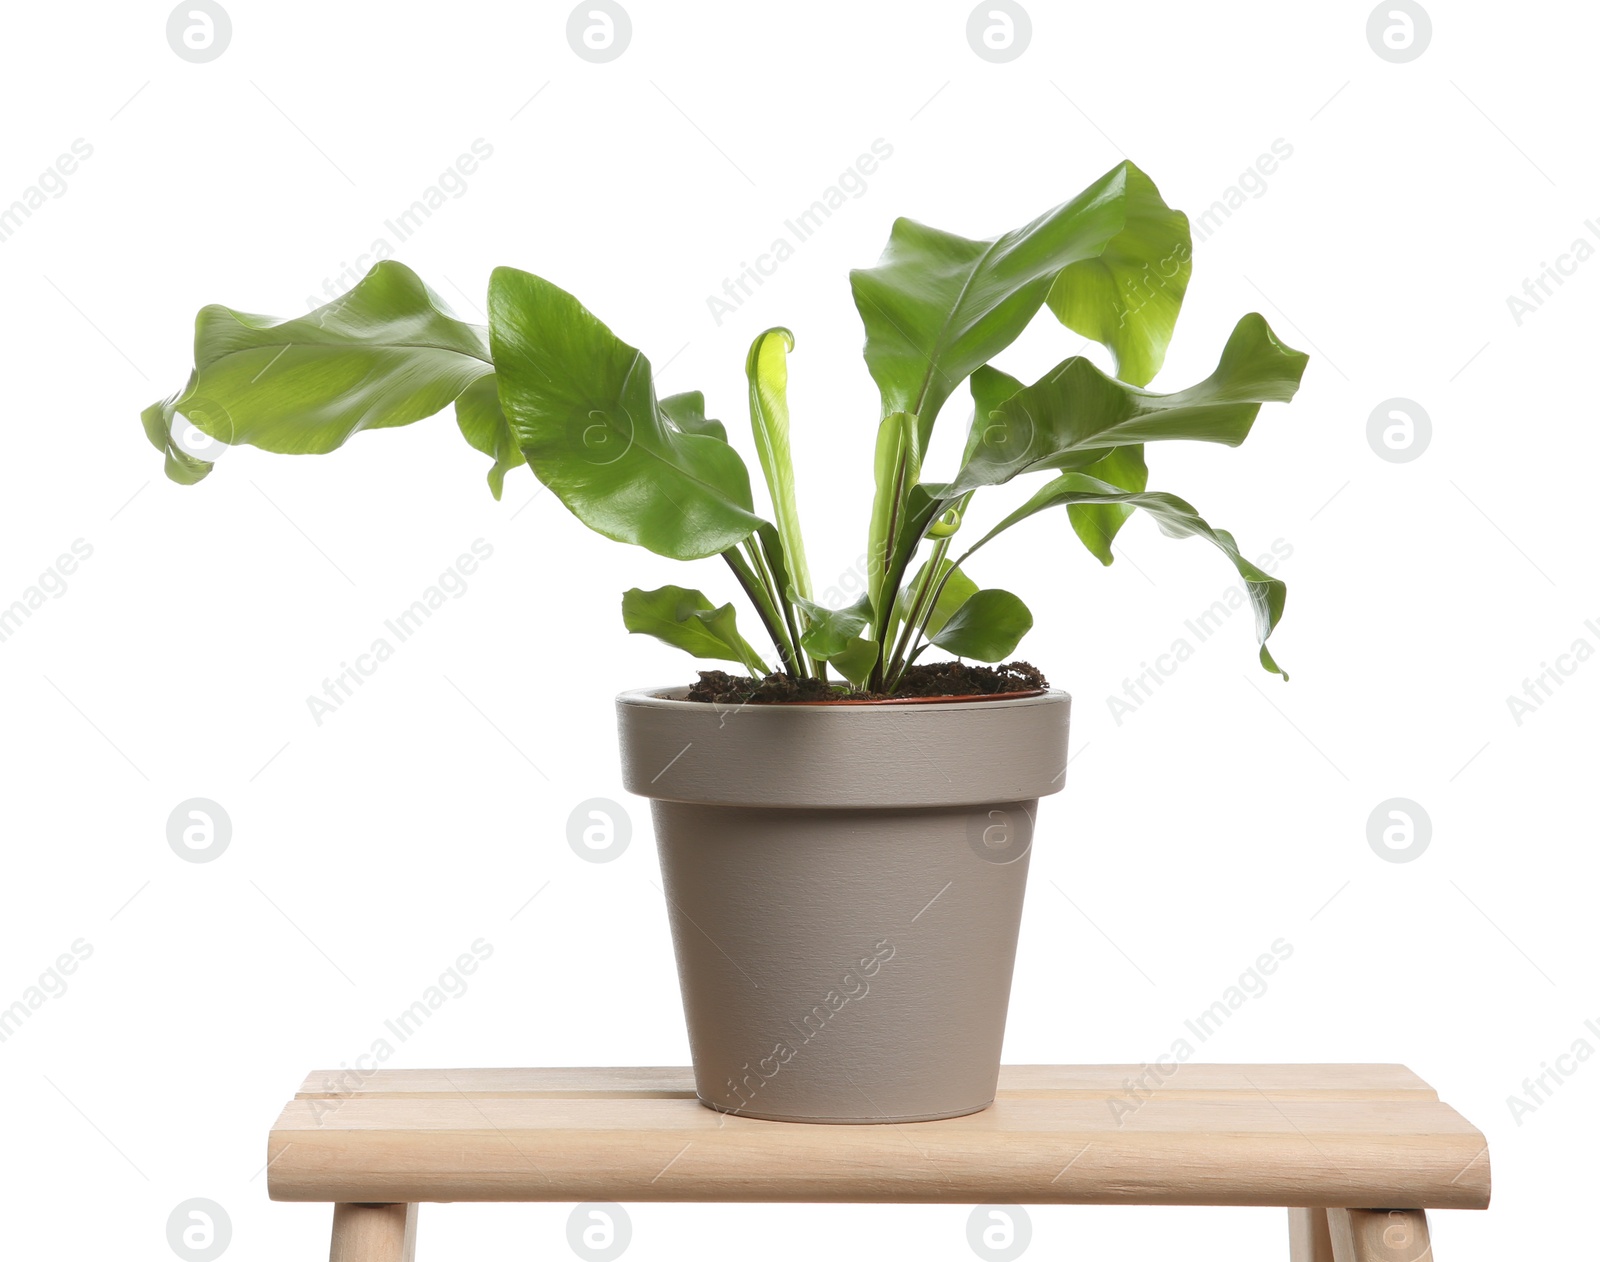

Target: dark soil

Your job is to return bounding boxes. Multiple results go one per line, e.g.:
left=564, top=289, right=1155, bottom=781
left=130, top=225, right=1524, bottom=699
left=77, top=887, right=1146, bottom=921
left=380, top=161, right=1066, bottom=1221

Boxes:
left=685, top=660, right=1048, bottom=704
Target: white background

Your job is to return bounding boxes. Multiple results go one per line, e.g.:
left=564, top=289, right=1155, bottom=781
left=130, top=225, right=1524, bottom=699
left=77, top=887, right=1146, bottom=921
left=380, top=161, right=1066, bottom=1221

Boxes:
left=1, top=1, right=1594, bottom=1258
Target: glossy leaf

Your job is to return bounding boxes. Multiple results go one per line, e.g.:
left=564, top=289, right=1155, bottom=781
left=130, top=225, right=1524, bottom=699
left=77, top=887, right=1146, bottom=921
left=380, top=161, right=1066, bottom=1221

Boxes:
left=489, top=267, right=764, bottom=560
left=454, top=374, right=524, bottom=500
left=962, top=474, right=1289, bottom=676
left=954, top=313, right=1308, bottom=493
left=830, top=637, right=879, bottom=687
left=660, top=390, right=727, bottom=442
left=622, top=585, right=769, bottom=676
left=929, top=589, right=1034, bottom=662
left=141, top=385, right=217, bottom=486
left=1046, top=164, right=1191, bottom=387
left=1069, top=445, right=1148, bottom=564
left=794, top=593, right=873, bottom=661
left=141, top=261, right=493, bottom=480
left=851, top=161, right=1183, bottom=451
left=746, top=328, right=813, bottom=601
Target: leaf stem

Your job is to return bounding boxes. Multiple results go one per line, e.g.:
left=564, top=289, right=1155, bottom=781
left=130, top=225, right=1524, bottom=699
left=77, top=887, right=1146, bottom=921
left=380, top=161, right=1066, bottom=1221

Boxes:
left=723, top=547, right=797, bottom=677
left=884, top=539, right=948, bottom=687
left=754, top=531, right=813, bottom=679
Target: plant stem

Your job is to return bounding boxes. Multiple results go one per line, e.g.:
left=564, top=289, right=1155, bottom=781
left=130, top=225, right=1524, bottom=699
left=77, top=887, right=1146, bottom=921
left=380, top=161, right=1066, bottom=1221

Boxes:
left=884, top=540, right=947, bottom=686
left=723, top=548, right=797, bottom=677
left=754, top=531, right=813, bottom=679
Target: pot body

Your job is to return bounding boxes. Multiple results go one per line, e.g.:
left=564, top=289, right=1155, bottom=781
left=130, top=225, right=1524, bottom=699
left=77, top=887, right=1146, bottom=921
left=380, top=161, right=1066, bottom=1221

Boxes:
left=617, top=688, right=1070, bottom=1123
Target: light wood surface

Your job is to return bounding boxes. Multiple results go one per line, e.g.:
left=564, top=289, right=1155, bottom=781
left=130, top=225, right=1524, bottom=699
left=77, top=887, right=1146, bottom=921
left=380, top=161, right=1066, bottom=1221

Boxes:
left=1328, top=1208, right=1433, bottom=1262
left=328, top=1203, right=416, bottom=1262
left=267, top=1064, right=1490, bottom=1209
left=1289, top=1208, right=1337, bottom=1262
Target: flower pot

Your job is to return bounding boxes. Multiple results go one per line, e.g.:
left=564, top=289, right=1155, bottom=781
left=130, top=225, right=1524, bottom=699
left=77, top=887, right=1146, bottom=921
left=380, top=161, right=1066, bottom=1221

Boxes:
left=617, top=686, right=1071, bottom=1123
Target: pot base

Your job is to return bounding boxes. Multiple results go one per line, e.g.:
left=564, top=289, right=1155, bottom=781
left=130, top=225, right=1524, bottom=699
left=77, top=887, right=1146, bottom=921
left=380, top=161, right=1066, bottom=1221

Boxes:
left=698, top=1095, right=996, bottom=1125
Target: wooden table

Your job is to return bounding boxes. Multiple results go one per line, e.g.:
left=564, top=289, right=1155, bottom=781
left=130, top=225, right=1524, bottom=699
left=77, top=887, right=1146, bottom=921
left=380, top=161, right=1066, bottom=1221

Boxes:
left=266, top=1064, right=1490, bottom=1261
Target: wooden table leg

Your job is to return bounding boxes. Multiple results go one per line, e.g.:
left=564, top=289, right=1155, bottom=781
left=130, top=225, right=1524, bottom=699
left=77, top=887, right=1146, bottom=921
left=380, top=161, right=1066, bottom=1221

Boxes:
left=1326, top=1209, right=1432, bottom=1262
left=1289, top=1208, right=1335, bottom=1261
left=329, top=1203, right=417, bottom=1262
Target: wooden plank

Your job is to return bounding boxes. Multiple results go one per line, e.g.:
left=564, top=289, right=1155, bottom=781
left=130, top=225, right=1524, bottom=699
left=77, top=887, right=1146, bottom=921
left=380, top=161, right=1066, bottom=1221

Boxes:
left=1327, top=1208, right=1432, bottom=1262
left=295, top=1064, right=1437, bottom=1101
left=1289, top=1208, right=1336, bottom=1262
left=268, top=1089, right=1490, bottom=1208
left=328, top=1203, right=416, bottom=1262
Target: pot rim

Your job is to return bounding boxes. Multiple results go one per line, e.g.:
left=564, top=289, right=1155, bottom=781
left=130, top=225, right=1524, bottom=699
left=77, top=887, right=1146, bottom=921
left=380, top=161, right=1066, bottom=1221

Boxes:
left=619, top=684, right=1068, bottom=712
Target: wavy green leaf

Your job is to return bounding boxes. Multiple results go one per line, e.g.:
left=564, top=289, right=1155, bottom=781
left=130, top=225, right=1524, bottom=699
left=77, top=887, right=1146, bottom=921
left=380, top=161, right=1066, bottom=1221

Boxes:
left=454, top=374, right=525, bottom=500
left=954, top=313, right=1308, bottom=494
left=929, top=589, right=1034, bottom=662
left=1046, top=164, right=1191, bottom=387
left=489, top=267, right=764, bottom=560
left=660, top=390, right=727, bottom=442
left=140, top=262, right=494, bottom=481
left=622, top=585, right=769, bottom=676
left=962, top=474, right=1288, bottom=676
left=141, top=384, right=217, bottom=486
left=851, top=161, right=1183, bottom=451
left=1069, top=445, right=1148, bottom=564
left=794, top=593, right=873, bottom=661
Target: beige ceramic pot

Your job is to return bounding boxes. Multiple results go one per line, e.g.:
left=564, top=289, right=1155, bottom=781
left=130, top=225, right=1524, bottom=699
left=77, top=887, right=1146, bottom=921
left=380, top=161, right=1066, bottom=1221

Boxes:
left=617, top=687, right=1071, bottom=1123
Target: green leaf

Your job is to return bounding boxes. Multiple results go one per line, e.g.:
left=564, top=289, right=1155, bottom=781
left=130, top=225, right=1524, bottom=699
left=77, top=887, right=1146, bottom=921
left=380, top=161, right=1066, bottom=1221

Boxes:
left=746, top=327, right=813, bottom=601
left=621, top=585, right=769, bottom=676
left=454, top=374, right=525, bottom=500
left=894, top=559, right=978, bottom=638
left=660, top=390, right=727, bottom=442
left=141, top=383, right=216, bottom=486
left=866, top=410, right=920, bottom=619
left=929, top=589, right=1034, bottom=662
left=851, top=161, right=1182, bottom=451
left=963, top=364, right=1026, bottom=465
left=794, top=593, right=873, bottom=660
left=1046, top=165, right=1191, bottom=387
left=141, top=261, right=494, bottom=482
left=1069, top=445, right=1148, bottom=564
left=955, top=312, right=1308, bottom=494
left=830, top=637, right=879, bottom=687
left=489, top=266, right=764, bottom=560
left=963, top=474, right=1289, bottom=677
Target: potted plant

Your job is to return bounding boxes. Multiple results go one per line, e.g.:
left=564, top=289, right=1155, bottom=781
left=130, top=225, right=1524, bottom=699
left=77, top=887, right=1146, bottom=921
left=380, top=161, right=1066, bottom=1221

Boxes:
left=141, top=161, right=1307, bottom=1123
